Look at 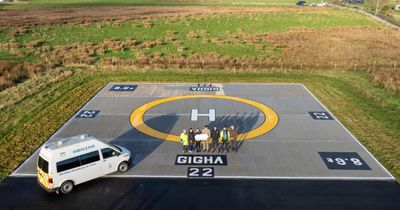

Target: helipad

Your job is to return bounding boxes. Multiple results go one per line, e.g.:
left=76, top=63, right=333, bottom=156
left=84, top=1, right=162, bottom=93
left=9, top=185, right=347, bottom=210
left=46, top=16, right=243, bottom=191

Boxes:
left=12, top=83, right=394, bottom=180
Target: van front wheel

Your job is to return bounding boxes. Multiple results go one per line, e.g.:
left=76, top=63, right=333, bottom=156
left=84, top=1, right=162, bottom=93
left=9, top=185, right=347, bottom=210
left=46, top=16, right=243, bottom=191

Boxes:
left=118, top=161, right=129, bottom=173
left=60, top=181, right=74, bottom=194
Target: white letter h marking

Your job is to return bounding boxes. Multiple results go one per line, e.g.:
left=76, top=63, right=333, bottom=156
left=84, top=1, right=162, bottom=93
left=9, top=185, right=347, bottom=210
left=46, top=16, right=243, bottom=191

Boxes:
left=191, top=109, right=215, bottom=122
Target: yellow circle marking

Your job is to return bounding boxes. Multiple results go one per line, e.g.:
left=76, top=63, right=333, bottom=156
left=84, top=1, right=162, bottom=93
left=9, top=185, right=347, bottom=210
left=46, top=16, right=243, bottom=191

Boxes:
left=130, top=95, right=278, bottom=142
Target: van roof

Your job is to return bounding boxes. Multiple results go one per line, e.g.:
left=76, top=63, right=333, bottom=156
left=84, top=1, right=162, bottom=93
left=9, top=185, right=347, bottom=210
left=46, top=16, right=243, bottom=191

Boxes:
left=44, top=134, right=96, bottom=151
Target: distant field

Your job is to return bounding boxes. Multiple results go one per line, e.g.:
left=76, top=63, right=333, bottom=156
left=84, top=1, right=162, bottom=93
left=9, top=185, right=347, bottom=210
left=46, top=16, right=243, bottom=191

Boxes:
left=23, top=11, right=378, bottom=43
left=2, top=0, right=298, bottom=8
left=0, top=9, right=378, bottom=61
left=1, top=7, right=399, bottom=92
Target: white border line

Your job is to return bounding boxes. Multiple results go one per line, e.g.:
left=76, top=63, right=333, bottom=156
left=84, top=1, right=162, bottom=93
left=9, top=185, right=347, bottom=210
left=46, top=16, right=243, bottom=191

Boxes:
left=301, top=84, right=395, bottom=180
left=11, top=82, right=111, bottom=176
left=149, top=85, right=158, bottom=96
left=9, top=173, right=395, bottom=181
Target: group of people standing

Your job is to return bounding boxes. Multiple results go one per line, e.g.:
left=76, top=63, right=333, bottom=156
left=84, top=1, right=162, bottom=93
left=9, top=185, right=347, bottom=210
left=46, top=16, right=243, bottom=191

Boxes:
left=180, top=125, right=238, bottom=153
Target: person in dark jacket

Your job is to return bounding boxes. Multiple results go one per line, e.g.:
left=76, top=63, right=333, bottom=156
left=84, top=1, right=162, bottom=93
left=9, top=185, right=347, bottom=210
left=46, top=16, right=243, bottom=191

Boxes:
left=229, top=125, right=238, bottom=152
left=188, top=128, right=195, bottom=153
left=209, top=126, right=220, bottom=153
left=195, top=128, right=202, bottom=152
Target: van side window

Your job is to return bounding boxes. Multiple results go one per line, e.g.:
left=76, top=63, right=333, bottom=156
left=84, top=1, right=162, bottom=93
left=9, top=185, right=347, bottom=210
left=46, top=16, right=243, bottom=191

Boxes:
left=101, top=148, right=119, bottom=159
left=57, top=157, right=80, bottom=173
left=56, top=151, right=100, bottom=173
left=80, top=151, right=100, bottom=166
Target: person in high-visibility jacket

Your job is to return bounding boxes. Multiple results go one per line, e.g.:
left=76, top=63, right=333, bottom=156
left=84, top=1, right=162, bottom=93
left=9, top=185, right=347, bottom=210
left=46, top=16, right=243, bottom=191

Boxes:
left=218, top=126, right=230, bottom=153
left=180, top=129, right=189, bottom=153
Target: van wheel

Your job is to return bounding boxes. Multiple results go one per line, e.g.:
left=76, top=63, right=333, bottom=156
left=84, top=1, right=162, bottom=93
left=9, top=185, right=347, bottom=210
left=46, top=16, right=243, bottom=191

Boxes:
left=118, top=161, right=129, bottom=173
left=60, top=181, right=74, bottom=194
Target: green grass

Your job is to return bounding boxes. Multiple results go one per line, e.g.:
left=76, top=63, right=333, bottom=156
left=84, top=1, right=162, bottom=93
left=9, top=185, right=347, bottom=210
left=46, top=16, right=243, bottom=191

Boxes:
left=0, top=28, right=11, bottom=43
left=0, top=69, right=399, bottom=181
left=0, top=50, right=19, bottom=61
left=17, top=11, right=377, bottom=46
left=5, top=9, right=377, bottom=61
left=0, top=49, right=38, bottom=62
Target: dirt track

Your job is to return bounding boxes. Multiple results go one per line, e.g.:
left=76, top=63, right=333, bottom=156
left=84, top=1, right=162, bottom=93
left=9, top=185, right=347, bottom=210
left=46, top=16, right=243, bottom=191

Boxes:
left=0, top=6, right=322, bottom=26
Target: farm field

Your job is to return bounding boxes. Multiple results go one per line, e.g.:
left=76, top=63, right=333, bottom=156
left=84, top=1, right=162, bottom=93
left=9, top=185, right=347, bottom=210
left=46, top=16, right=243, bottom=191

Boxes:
left=1, top=0, right=298, bottom=8
left=1, top=6, right=399, bottom=92
left=0, top=8, right=380, bottom=60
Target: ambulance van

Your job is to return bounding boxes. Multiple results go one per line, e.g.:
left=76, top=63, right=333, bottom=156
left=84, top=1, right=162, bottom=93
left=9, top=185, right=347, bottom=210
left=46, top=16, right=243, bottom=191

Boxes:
left=37, top=134, right=131, bottom=194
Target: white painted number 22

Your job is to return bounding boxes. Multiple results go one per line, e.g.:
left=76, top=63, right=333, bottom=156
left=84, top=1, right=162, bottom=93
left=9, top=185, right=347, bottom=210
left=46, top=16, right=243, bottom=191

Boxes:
left=80, top=110, right=97, bottom=118
left=188, top=168, right=213, bottom=177
left=314, top=112, right=330, bottom=119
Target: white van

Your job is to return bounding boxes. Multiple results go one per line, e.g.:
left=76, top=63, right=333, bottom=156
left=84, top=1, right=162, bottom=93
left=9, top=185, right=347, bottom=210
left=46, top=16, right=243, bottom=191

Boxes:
left=37, top=134, right=131, bottom=194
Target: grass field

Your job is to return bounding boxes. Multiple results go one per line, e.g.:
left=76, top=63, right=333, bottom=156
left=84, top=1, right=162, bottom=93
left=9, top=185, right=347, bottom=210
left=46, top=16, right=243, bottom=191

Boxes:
left=3, top=7, right=399, bottom=92
left=2, top=0, right=298, bottom=8
left=2, top=9, right=377, bottom=60
left=0, top=68, right=399, bottom=181
left=43, top=12, right=377, bottom=43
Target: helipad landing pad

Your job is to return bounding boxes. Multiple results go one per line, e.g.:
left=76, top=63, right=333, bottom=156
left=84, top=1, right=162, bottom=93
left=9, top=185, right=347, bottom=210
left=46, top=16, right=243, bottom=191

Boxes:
left=13, top=83, right=393, bottom=180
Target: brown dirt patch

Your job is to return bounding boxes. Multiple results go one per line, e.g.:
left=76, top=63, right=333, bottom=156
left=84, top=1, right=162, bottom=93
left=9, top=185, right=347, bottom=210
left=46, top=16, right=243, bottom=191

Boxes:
left=369, top=68, right=400, bottom=92
left=0, top=61, right=49, bottom=91
left=265, top=27, right=400, bottom=69
left=0, top=6, right=327, bottom=27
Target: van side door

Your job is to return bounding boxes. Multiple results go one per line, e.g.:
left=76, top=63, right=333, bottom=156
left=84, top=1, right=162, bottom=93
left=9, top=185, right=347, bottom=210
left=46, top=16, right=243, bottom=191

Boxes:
left=101, top=147, right=120, bottom=175
left=78, top=150, right=102, bottom=182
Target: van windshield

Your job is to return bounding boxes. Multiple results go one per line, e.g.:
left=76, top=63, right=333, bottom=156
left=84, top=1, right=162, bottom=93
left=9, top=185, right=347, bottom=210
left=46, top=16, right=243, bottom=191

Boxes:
left=38, top=155, right=49, bottom=173
left=105, top=143, right=122, bottom=152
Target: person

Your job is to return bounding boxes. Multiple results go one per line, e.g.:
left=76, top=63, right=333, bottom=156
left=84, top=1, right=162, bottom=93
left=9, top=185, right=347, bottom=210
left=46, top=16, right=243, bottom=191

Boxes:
left=218, top=126, right=230, bottom=153
left=180, top=129, right=189, bottom=153
left=209, top=126, right=219, bottom=153
left=201, top=125, right=211, bottom=152
left=188, top=128, right=195, bottom=153
left=229, top=125, right=238, bottom=152
left=195, top=128, right=202, bottom=152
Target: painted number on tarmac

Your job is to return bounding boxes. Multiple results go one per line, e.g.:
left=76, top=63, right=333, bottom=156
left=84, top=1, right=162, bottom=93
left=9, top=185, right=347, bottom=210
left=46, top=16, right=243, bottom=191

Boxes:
left=309, top=112, right=333, bottom=120
left=76, top=110, right=100, bottom=118
left=190, top=84, right=220, bottom=91
left=319, top=152, right=371, bottom=170
left=187, top=167, right=214, bottom=178
left=109, top=85, right=137, bottom=91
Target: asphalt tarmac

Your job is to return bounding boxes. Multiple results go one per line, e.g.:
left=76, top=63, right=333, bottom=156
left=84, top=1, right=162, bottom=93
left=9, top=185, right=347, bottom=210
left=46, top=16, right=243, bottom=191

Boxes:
left=0, top=177, right=399, bottom=210
left=1, top=83, right=398, bottom=209
left=12, top=83, right=394, bottom=179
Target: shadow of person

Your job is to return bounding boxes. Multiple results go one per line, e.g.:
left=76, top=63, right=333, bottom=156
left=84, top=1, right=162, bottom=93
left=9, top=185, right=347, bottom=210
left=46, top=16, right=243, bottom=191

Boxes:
left=207, top=112, right=261, bottom=152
